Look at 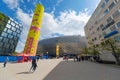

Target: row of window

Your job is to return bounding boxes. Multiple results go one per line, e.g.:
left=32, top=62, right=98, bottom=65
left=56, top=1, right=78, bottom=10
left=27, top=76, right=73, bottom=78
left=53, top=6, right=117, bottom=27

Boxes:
left=6, top=23, right=22, bottom=32
left=1, top=31, right=21, bottom=38
left=0, top=18, right=23, bottom=55
left=0, top=42, right=16, bottom=48
left=91, top=20, right=120, bottom=42
left=101, top=0, right=119, bottom=9
left=0, top=36, right=18, bottom=43
left=96, top=0, right=119, bottom=24
left=8, top=19, right=23, bottom=28
left=92, top=1, right=118, bottom=31
left=97, top=7, right=120, bottom=31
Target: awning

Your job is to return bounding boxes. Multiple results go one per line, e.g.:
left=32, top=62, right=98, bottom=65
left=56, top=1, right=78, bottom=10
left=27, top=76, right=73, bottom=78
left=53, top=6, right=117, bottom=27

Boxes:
left=104, top=30, right=118, bottom=38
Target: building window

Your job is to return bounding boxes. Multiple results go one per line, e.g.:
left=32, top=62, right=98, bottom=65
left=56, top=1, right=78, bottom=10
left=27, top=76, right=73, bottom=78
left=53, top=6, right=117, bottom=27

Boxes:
left=101, top=2, right=105, bottom=8
left=105, top=0, right=109, bottom=3
left=11, top=21, right=15, bottom=26
left=110, top=25, right=116, bottom=31
left=3, top=28, right=7, bottom=32
left=117, top=22, right=120, bottom=28
left=8, top=20, right=11, bottom=24
left=11, top=26, right=16, bottom=31
left=94, top=37, right=97, bottom=40
left=104, top=9, right=109, bottom=15
left=98, top=14, right=105, bottom=22
left=107, top=16, right=113, bottom=24
left=108, top=2, right=115, bottom=10
left=112, top=10, right=120, bottom=19
left=0, top=37, right=3, bottom=41
left=6, top=24, right=11, bottom=28
left=100, top=24, right=104, bottom=29
left=115, top=36, right=120, bottom=41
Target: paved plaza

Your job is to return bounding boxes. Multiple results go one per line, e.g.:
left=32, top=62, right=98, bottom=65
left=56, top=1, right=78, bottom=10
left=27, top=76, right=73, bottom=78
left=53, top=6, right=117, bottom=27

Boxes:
left=0, top=59, right=120, bottom=80
left=0, top=59, right=62, bottom=80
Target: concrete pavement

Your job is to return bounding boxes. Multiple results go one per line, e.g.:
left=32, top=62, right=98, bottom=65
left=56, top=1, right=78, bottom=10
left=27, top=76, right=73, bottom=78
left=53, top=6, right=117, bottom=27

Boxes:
left=0, top=59, right=120, bottom=80
left=43, top=61, right=120, bottom=80
left=0, top=59, right=62, bottom=80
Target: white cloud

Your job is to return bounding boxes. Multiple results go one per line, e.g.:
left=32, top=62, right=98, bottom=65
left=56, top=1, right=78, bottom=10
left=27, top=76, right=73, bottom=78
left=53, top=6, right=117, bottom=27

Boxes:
left=15, top=40, right=25, bottom=53
left=40, top=9, right=90, bottom=39
left=16, top=8, right=32, bottom=27
left=15, top=8, right=33, bottom=53
left=16, top=7, right=33, bottom=44
left=2, top=0, right=19, bottom=9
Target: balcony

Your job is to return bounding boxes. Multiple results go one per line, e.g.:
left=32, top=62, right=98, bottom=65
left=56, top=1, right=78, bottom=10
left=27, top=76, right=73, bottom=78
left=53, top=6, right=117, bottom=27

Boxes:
left=102, top=20, right=115, bottom=31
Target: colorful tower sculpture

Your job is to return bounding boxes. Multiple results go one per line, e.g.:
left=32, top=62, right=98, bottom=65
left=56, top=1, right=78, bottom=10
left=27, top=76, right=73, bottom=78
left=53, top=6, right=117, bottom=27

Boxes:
left=24, top=4, right=44, bottom=56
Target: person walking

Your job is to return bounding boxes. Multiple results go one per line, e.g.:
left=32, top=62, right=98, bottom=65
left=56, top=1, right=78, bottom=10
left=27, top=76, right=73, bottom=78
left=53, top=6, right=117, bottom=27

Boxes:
left=77, top=55, right=81, bottom=62
left=73, top=56, right=76, bottom=62
left=36, top=56, right=40, bottom=62
left=3, top=57, right=9, bottom=68
left=29, top=58, right=38, bottom=72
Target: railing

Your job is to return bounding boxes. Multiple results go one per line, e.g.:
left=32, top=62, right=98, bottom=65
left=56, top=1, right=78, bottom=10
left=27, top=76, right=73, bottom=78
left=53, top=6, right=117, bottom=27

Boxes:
left=102, top=20, right=115, bottom=31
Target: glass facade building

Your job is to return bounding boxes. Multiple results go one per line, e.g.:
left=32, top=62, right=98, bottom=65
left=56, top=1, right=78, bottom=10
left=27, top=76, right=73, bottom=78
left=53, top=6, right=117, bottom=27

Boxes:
left=0, top=12, right=23, bottom=55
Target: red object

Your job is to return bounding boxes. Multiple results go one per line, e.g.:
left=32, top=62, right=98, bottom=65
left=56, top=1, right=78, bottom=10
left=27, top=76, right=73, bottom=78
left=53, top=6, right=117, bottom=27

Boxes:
left=17, top=53, right=30, bottom=63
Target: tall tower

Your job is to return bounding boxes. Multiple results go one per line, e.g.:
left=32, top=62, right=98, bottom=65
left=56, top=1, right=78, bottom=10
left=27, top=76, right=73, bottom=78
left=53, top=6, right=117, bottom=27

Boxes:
left=24, top=4, right=44, bottom=56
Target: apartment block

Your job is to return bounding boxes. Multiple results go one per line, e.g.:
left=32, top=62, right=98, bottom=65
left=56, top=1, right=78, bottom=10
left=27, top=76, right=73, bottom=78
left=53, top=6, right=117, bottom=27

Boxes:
left=84, top=0, right=120, bottom=48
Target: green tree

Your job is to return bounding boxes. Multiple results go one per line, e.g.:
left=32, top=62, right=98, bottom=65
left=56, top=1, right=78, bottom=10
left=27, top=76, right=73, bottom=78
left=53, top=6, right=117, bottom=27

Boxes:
left=101, top=39, right=120, bottom=65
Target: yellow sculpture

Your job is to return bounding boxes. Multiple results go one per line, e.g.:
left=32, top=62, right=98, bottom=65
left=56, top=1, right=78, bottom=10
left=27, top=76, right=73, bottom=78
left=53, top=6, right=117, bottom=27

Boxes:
left=56, top=45, right=59, bottom=58
left=24, top=4, right=44, bottom=56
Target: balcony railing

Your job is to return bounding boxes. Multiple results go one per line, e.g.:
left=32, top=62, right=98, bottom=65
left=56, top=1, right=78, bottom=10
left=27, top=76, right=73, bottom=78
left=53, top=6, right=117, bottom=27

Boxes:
left=102, top=20, right=115, bottom=31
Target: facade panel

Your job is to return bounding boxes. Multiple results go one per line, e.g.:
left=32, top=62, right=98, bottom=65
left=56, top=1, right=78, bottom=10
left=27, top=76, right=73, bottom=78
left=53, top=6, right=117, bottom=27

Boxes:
left=37, top=36, right=87, bottom=57
left=0, top=12, right=23, bottom=55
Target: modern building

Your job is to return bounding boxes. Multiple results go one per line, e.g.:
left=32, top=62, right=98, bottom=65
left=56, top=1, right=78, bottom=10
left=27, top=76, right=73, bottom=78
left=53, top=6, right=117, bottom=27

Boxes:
left=37, top=35, right=86, bottom=57
left=23, top=4, right=44, bottom=56
left=0, top=12, right=23, bottom=55
left=84, top=0, right=120, bottom=48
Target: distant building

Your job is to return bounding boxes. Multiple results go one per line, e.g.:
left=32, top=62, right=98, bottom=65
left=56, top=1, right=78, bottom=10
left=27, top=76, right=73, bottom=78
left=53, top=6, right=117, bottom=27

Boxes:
left=0, top=12, right=23, bottom=55
left=37, top=35, right=86, bottom=57
left=84, top=0, right=120, bottom=48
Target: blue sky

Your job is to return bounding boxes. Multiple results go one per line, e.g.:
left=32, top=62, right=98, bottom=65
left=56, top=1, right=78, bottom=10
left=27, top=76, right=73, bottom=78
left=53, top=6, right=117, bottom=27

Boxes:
left=0, top=0, right=100, bottom=52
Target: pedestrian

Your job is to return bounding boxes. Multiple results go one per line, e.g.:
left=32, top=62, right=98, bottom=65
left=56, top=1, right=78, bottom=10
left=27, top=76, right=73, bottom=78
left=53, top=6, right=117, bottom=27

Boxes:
left=3, top=57, right=9, bottom=68
left=29, top=58, right=37, bottom=72
left=81, top=55, right=84, bottom=61
left=73, top=56, right=76, bottom=62
left=36, top=56, right=40, bottom=62
left=77, top=55, right=81, bottom=62
left=76, top=55, right=78, bottom=62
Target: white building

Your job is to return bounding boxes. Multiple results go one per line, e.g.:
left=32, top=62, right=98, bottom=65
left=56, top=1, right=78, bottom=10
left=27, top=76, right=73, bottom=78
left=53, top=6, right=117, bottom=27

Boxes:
left=84, top=0, right=120, bottom=48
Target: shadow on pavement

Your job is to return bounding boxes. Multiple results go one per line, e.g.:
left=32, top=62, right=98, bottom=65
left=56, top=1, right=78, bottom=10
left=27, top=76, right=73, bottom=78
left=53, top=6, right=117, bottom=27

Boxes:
left=16, top=71, right=33, bottom=74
